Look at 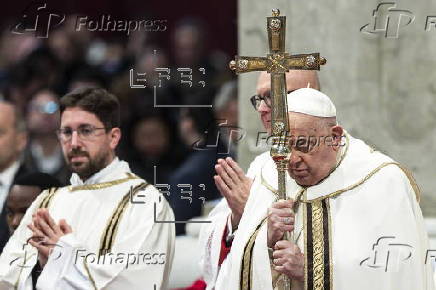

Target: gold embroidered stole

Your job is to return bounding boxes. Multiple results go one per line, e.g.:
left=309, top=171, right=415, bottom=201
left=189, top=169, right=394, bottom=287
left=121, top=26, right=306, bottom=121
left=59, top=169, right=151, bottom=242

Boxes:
left=240, top=218, right=267, bottom=290
left=303, top=198, right=333, bottom=290
left=240, top=161, right=421, bottom=290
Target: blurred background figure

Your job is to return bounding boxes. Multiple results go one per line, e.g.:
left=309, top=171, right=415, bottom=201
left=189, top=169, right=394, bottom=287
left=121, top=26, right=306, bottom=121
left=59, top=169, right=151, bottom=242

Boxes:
left=213, top=80, right=239, bottom=157
left=23, top=89, right=69, bottom=185
left=168, top=81, right=238, bottom=236
left=169, top=105, right=220, bottom=235
left=170, top=18, right=231, bottom=107
left=0, top=101, right=28, bottom=253
left=5, top=172, right=61, bottom=235
left=0, top=3, right=236, bottom=287
left=124, top=111, right=184, bottom=184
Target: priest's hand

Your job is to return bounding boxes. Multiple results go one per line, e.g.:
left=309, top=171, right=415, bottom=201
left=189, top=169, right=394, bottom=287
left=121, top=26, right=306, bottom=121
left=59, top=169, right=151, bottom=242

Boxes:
left=27, top=209, right=72, bottom=267
left=214, top=157, right=253, bottom=228
left=272, top=240, right=304, bottom=281
left=267, top=200, right=294, bottom=248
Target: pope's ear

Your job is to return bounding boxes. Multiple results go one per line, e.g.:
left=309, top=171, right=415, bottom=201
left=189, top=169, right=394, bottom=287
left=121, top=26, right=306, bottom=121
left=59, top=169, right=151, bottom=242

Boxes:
left=330, top=125, right=344, bottom=151
left=108, top=127, right=121, bottom=150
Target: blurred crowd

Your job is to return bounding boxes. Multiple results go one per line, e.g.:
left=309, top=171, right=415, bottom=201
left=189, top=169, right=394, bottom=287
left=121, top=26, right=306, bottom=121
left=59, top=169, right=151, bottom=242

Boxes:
left=0, top=15, right=239, bottom=237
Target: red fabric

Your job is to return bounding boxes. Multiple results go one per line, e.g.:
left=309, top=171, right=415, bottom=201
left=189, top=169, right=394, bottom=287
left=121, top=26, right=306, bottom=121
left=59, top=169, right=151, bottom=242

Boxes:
left=182, top=279, right=207, bottom=290
left=218, top=225, right=232, bottom=266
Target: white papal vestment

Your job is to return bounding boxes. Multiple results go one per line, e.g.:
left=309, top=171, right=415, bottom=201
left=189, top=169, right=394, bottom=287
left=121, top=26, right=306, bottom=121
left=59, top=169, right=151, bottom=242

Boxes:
left=200, top=134, right=434, bottom=290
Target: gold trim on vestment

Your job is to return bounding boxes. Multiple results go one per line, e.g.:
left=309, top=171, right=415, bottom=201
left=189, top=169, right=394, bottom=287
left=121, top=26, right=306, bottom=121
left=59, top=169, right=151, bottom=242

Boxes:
left=304, top=197, right=333, bottom=290
left=326, top=200, right=333, bottom=289
left=13, top=251, right=36, bottom=290
left=261, top=167, right=279, bottom=198
left=68, top=173, right=139, bottom=192
left=99, top=182, right=150, bottom=254
left=38, top=187, right=60, bottom=209
left=242, top=134, right=424, bottom=290
left=83, top=258, right=98, bottom=290
left=395, top=163, right=421, bottom=203
left=240, top=218, right=267, bottom=290
left=15, top=188, right=60, bottom=289
left=311, top=201, right=324, bottom=289
left=303, top=192, right=308, bottom=290
left=81, top=181, right=149, bottom=288
left=300, top=162, right=421, bottom=203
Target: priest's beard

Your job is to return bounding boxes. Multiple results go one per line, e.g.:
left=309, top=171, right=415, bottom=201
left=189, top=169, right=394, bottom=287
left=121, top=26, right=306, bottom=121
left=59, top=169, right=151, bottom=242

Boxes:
left=67, top=148, right=110, bottom=181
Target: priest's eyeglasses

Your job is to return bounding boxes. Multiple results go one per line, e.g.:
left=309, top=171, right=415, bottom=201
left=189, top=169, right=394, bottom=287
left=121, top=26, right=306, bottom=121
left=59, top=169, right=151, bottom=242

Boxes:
left=57, top=125, right=106, bottom=142
left=250, top=90, right=296, bottom=111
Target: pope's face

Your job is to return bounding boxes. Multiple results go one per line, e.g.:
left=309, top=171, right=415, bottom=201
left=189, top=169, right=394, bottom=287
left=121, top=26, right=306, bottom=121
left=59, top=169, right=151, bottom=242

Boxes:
left=59, top=107, right=119, bottom=180
left=287, top=112, right=340, bottom=186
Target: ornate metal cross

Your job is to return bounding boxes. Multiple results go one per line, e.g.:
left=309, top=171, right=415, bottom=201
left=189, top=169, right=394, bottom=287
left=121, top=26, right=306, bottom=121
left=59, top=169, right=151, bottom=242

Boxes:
left=229, top=9, right=326, bottom=289
left=230, top=8, right=326, bottom=200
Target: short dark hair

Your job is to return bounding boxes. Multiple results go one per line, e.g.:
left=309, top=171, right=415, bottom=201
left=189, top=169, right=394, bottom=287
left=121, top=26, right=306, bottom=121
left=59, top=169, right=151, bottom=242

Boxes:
left=14, top=172, right=62, bottom=190
left=60, top=88, right=120, bottom=130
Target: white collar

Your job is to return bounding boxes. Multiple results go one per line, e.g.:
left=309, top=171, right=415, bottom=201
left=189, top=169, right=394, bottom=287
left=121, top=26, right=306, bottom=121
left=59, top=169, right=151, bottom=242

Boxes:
left=304, top=134, right=393, bottom=200
left=0, top=160, right=20, bottom=188
left=260, top=133, right=394, bottom=200
left=69, top=157, right=132, bottom=186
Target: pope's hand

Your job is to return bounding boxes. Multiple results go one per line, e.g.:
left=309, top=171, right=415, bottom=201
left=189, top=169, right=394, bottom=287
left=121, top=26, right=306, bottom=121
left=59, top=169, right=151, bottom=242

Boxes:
left=27, top=209, right=72, bottom=267
left=272, top=240, right=304, bottom=281
left=267, top=200, right=294, bottom=248
left=214, top=157, right=253, bottom=229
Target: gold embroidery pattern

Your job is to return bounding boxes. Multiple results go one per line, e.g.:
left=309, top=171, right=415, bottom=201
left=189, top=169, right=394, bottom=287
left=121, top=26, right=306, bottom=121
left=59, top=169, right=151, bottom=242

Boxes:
left=326, top=200, right=333, bottom=289
left=305, top=199, right=333, bottom=290
left=302, top=162, right=400, bottom=203
left=311, top=201, right=324, bottom=290
left=14, top=188, right=58, bottom=288
left=240, top=218, right=267, bottom=290
left=38, top=187, right=59, bottom=209
left=68, top=173, right=139, bottom=192
left=303, top=197, right=308, bottom=290
left=99, top=182, right=149, bottom=253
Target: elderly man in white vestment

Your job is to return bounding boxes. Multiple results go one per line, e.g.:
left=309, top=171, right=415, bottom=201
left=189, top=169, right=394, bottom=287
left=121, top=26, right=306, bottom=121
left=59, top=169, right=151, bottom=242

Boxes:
left=0, top=88, right=175, bottom=290
left=200, top=87, right=434, bottom=290
left=198, top=71, right=319, bottom=286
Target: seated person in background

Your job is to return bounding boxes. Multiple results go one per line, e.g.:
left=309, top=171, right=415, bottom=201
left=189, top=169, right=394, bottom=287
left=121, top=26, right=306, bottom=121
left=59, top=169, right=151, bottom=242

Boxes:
left=5, top=172, right=61, bottom=236
left=127, top=112, right=184, bottom=185
left=169, top=81, right=238, bottom=235
left=24, top=90, right=70, bottom=185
